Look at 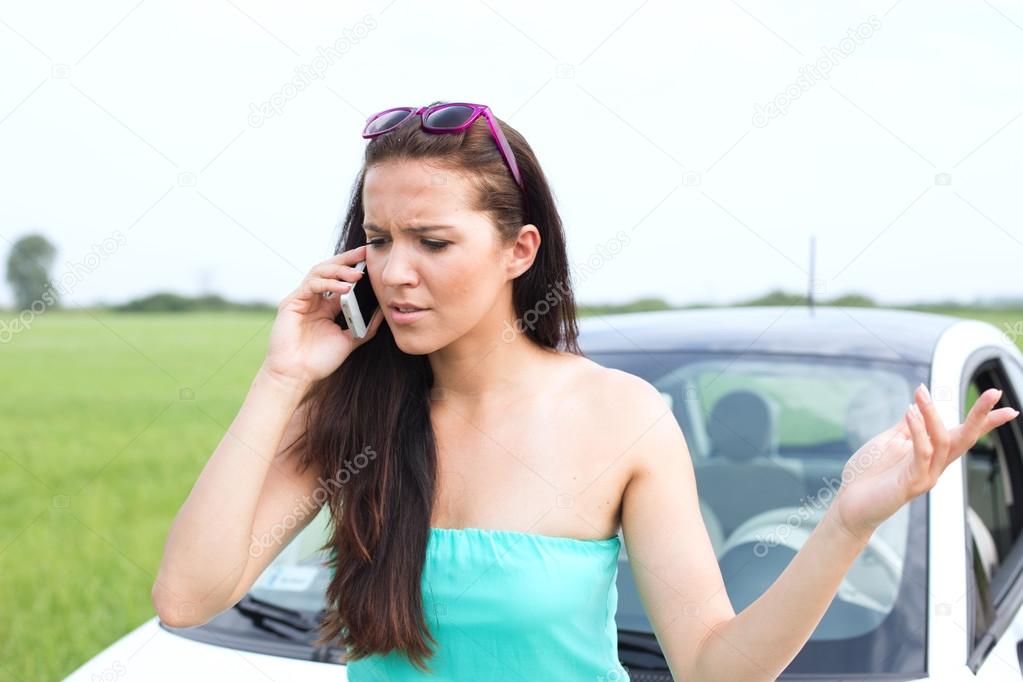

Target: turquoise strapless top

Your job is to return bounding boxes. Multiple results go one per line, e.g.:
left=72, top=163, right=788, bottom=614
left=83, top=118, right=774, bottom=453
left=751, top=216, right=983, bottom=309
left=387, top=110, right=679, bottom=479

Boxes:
left=344, top=526, right=630, bottom=681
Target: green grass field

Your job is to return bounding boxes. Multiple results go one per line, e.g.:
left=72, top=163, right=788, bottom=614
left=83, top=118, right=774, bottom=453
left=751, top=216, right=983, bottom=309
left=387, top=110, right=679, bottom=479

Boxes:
left=2, top=305, right=1020, bottom=680
left=0, top=311, right=276, bottom=681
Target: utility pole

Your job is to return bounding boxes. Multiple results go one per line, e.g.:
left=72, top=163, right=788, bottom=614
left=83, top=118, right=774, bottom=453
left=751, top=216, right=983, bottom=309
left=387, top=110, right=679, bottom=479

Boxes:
left=807, top=235, right=816, bottom=316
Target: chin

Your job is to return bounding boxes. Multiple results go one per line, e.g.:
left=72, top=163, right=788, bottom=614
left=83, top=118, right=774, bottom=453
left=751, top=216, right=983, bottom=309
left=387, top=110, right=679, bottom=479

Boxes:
left=390, top=330, right=439, bottom=356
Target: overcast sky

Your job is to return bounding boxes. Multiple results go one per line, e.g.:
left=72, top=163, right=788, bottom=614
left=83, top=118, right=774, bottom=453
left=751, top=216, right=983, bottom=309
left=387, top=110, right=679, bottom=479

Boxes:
left=2, top=0, right=1022, bottom=309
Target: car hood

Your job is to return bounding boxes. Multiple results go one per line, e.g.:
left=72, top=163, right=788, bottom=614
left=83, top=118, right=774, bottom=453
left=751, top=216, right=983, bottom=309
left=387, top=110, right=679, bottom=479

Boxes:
left=64, top=617, right=346, bottom=681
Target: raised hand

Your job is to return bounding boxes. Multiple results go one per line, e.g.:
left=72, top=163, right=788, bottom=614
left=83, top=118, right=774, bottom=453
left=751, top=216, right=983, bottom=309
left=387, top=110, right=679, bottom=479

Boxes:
left=262, top=244, right=385, bottom=390
left=828, top=384, right=1020, bottom=542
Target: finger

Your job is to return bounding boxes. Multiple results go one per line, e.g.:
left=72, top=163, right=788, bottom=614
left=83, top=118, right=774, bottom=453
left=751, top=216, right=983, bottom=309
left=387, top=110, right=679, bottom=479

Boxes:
left=302, top=276, right=354, bottom=298
left=881, top=405, right=914, bottom=440
left=324, top=244, right=369, bottom=267
left=941, top=405, right=1019, bottom=477
left=978, top=406, right=1020, bottom=436
left=905, top=403, right=933, bottom=487
left=310, top=262, right=366, bottom=282
left=914, top=385, right=951, bottom=479
left=950, top=388, right=1003, bottom=454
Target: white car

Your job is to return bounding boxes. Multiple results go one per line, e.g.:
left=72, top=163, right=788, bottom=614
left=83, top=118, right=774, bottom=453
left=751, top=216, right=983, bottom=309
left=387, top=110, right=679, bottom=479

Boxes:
left=66, top=306, right=1023, bottom=681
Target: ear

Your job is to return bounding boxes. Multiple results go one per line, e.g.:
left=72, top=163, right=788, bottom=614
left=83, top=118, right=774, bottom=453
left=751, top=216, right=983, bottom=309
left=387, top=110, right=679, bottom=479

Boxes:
left=504, top=224, right=541, bottom=279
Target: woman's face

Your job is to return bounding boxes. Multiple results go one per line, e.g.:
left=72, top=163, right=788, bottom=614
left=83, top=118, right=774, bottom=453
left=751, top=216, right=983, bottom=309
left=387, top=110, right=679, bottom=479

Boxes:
left=362, top=159, right=536, bottom=355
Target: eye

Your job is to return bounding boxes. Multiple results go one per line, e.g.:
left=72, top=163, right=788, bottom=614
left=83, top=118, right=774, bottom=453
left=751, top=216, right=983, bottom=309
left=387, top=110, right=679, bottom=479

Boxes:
left=365, top=238, right=449, bottom=250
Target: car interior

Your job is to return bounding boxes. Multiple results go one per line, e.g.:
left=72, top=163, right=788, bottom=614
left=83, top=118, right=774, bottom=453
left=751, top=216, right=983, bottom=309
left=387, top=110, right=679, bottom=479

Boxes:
left=609, top=360, right=916, bottom=640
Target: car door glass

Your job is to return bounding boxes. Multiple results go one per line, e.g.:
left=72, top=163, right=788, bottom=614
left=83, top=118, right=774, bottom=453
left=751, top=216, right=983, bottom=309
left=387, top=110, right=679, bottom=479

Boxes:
left=964, top=379, right=1012, bottom=556
left=964, top=356, right=1023, bottom=652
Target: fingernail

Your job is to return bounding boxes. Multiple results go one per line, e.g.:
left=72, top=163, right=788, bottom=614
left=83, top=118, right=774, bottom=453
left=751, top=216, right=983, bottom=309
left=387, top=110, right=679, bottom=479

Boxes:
left=920, top=383, right=932, bottom=403
left=1013, top=410, right=1020, bottom=419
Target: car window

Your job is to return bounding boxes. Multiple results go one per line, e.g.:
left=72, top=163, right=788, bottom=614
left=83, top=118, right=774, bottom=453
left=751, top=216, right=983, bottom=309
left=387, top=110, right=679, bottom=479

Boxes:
left=964, top=380, right=1014, bottom=560
left=666, top=356, right=915, bottom=634
left=966, top=355, right=1023, bottom=653
left=587, top=351, right=930, bottom=677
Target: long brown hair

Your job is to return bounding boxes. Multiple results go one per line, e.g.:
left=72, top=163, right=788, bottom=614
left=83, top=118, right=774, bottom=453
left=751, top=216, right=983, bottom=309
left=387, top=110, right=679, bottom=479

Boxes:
left=292, top=101, right=581, bottom=671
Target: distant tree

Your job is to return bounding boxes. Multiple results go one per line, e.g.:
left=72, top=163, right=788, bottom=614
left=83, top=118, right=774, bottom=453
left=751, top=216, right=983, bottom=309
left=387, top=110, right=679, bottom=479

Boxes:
left=829, top=293, right=877, bottom=307
left=739, top=289, right=806, bottom=306
left=578, top=296, right=674, bottom=317
left=112, top=292, right=274, bottom=312
left=5, top=234, right=58, bottom=312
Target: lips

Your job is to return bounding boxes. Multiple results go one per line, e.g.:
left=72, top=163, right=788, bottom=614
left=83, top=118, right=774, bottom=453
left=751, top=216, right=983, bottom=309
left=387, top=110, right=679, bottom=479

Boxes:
left=388, top=305, right=430, bottom=325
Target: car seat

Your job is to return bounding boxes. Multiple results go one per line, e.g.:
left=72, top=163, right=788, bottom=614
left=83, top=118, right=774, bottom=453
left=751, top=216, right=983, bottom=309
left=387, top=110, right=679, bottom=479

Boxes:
left=693, top=390, right=806, bottom=536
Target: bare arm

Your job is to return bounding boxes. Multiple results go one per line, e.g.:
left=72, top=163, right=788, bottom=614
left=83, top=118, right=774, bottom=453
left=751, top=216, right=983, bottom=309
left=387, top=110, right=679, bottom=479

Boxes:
left=688, top=509, right=867, bottom=680
left=151, top=243, right=385, bottom=628
left=150, top=366, right=321, bottom=627
left=618, top=373, right=1015, bottom=681
left=616, top=376, right=869, bottom=680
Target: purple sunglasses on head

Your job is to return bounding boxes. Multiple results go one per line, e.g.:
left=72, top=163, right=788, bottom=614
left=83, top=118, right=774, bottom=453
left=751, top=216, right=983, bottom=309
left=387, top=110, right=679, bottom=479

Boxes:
left=361, top=102, right=525, bottom=193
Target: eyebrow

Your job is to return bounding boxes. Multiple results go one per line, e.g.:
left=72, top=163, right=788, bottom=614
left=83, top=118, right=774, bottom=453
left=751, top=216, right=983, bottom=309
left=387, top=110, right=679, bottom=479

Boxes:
left=363, top=223, right=457, bottom=234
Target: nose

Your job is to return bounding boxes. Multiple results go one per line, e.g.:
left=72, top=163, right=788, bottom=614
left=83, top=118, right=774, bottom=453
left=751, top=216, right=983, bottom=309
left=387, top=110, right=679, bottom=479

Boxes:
left=375, top=239, right=419, bottom=289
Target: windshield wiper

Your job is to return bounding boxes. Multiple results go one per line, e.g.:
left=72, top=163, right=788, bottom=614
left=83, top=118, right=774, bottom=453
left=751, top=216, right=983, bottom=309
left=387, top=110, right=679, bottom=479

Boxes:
left=232, top=598, right=671, bottom=670
left=232, top=594, right=324, bottom=640
left=163, top=594, right=342, bottom=663
left=617, top=630, right=670, bottom=671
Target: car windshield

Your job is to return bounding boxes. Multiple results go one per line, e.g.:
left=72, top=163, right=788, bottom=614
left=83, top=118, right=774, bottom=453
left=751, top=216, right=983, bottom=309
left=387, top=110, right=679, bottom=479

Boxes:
left=248, top=351, right=930, bottom=677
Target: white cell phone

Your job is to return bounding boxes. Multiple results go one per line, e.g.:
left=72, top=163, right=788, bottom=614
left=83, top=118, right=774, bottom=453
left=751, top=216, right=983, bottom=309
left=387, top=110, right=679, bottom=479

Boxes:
left=338, top=260, right=379, bottom=338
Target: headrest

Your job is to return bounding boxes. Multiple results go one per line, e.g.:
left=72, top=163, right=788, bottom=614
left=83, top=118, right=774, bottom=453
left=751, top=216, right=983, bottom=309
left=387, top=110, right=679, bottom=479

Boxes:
left=707, top=390, right=774, bottom=461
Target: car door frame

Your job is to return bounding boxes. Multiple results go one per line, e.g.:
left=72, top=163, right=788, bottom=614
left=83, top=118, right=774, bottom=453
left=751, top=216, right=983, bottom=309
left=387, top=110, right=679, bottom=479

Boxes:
left=965, top=346, right=1023, bottom=679
left=928, top=319, right=1023, bottom=677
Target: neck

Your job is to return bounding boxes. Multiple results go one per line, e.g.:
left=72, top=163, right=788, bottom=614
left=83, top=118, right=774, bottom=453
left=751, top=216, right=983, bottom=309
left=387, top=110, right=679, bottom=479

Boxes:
left=427, top=302, right=558, bottom=411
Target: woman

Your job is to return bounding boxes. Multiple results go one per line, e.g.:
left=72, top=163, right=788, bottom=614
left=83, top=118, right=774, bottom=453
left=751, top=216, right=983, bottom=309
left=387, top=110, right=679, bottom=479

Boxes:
left=152, top=101, right=1020, bottom=681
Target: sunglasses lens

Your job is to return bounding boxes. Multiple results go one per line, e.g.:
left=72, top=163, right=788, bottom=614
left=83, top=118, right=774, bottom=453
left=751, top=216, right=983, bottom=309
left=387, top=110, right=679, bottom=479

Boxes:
left=364, top=109, right=414, bottom=135
left=423, top=105, right=475, bottom=130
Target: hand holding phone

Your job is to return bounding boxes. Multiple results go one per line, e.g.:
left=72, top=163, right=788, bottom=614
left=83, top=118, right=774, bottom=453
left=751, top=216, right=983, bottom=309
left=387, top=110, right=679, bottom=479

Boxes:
left=335, top=260, right=380, bottom=339
left=262, top=246, right=384, bottom=389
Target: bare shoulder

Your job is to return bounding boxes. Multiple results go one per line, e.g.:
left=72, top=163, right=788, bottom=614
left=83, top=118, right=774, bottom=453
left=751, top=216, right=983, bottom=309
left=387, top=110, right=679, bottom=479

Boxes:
left=564, top=355, right=680, bottom=478
left=567, top=354, right=668, bottom=416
